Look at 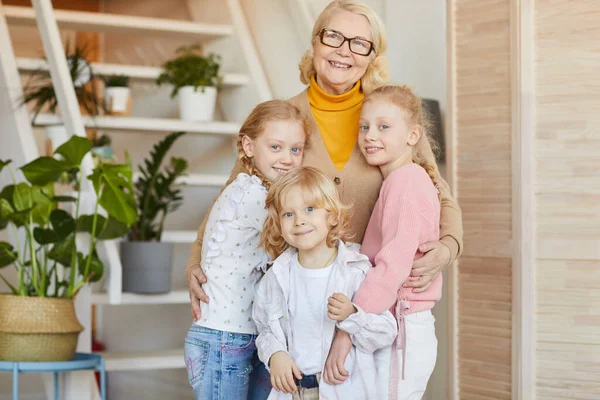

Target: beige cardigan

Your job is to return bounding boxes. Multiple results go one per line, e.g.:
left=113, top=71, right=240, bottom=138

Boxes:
left=185, top=90, right=463, bottom=275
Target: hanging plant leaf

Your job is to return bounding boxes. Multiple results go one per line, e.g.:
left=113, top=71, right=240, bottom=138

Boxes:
left=12, top=183, right=34, bottom=212
left=54, top=135, right=92, bottom=168
left=31, top=184, right=55, bottom=225
left=98, top=215, right=129, bottom=239
left=48, top=232, right=75, bottom=266
left=0, top=198, right=14, bottom=230
left=33, top=227, right=60, bottom=245
left=78, top=252, right=104, bottom=283
left=77, top=214, right=107, bottom=237
left=20, top=157, right=67, bottom=186
left=88, top=163, right=137, bottom=226
left=52, top=196, right=77, bottom=203
left=50, top=209, right=76, bottom=239
left=0, top=159, right=11, bottom=174
left=0, top=242, right=18, bottom=268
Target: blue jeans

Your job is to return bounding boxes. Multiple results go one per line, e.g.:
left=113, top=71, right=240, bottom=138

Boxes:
left=184, top=324, right=271, bottom=400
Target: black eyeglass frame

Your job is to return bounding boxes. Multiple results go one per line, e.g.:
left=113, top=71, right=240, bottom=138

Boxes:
left=318, top=28, right=375, bottom=56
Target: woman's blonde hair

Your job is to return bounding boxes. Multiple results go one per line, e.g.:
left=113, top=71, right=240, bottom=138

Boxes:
left=260, top=166, right=352, bottom=260
left=364, top=85, right=441, bottom=193
left=237, top=100, right=311, bottom=189
left=298, top=0, right=389, bottom=94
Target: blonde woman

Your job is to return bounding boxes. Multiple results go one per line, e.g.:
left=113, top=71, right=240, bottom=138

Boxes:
left=186, top=0, right=463, bottom=386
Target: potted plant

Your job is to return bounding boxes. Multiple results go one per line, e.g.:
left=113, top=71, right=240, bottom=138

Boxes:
left=156, top=44, right=222, bottom=122
left=0, top=136, right=137, bottom=362
left=103, top=74, right=131, bottom=116
left=121, top=131, right=188, bottom=294
left=20, top=43, right=100, bottom=153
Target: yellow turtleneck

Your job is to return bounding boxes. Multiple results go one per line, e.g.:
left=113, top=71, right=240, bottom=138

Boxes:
left=307, top=76, right=364, bottom=171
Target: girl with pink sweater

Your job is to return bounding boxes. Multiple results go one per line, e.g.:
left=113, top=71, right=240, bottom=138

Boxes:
left=326, top=85, right=442, bottom=399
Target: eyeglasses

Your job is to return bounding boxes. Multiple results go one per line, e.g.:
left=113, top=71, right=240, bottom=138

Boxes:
left=318, top=28, right=375, bottom=56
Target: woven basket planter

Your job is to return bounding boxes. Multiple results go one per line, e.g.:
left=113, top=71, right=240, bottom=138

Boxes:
left=0, top=295, right=83, bottom=361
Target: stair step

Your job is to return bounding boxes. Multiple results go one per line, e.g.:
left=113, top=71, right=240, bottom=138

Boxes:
left=132, top=172, right=228, bottom=187
left=161, top=231, right=198, bottom=244
left=33, top=114, right=240, bottom=135
left=97, top=348, right=185, bottom=371
left=4, top=5, right=233, bottom=40
left=92, top=290, right=189, bottom=305
left=16, top=57, right=250, bottom=87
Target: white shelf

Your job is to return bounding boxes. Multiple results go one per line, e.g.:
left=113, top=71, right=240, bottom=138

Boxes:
left=97, top=348, right=185, bottom=371
left=33, top=114, right=240, bottom=135
left=133, top=172, right=228, bottom=187
left=92, top=290, right=189, bottom=305
left=177, top=174, right=228, bottom=187
left=16, top=57, right=250, bottom=87
left=161, top=230, right=198, bottom=244
left=4, top=6, right=233, bottom=40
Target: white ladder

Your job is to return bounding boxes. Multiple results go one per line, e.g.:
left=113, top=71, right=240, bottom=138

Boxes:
left=0, top=0, right=272, bottom=397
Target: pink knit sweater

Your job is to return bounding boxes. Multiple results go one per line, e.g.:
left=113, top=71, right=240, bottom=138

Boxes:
left=353, top=163, right=442, bottom=316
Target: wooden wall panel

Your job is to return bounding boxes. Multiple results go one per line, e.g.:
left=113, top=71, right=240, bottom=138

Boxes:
left=453, top=0, right=513, bottom=398
left=534, top=1, right=600, bottom=398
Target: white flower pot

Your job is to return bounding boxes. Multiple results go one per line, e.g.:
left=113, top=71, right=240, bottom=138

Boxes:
left=178, top=86, right=217, bottom=122
left=105, top=87, right=131, bottom=115
left=44, top=124, right=69, bottom=153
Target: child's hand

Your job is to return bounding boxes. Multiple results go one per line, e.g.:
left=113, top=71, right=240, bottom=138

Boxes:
left=327, top=293, right=357, bottom=321
left=269, top=351, right=302, bottom=394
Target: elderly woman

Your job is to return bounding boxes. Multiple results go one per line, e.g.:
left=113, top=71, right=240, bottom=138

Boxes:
left=186, top=0, right=462, bottom=397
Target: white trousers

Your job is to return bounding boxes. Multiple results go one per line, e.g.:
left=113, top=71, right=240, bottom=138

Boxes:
left=375, top=310, right=438, bottom=400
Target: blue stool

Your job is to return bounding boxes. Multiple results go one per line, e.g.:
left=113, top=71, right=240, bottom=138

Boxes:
left=0, top=352, right=106, bottom=400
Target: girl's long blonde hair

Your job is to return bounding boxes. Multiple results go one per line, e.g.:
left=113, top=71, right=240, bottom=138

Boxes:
left=236, top=100, right=311, bottom=189
left=260, top=166, right=352, bottom=260
left=298, top=0, right=390, bottom=94
left=364, top=85, right=441, bottom=192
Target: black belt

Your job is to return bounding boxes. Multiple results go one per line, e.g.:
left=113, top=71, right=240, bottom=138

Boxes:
left=294, top=374, right=319, bottom=389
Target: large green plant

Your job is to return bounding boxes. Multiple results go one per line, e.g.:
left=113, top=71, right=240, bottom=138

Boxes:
left=0, top=136, right=137, bottom=298
left=128, top=132, right=188, bottom=242
left=156, top=44, right=223, bottom=98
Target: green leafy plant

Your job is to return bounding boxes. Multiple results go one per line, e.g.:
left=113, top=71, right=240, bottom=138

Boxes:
left=103, top=74, right=129, bottom=88
left=21, top=43, right=100, bottom=123
left=156, top=44, right=223, bottom=98
left=0, top=136, right=137, bottom=298
left=128, top=132, right=188, bottom=242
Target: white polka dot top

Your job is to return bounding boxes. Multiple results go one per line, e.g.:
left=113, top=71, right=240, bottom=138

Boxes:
left=194, top=173, right=269, bottom=334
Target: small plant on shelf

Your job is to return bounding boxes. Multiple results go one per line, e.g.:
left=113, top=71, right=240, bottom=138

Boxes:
left=103, top=74, right=129, bottom=88
left=102, top=74, right=131, bottom=116
left=156, top=44, right=222, bottom=122
left=20, top=42, right=100, bottom=123
left=156, top=44, right=222, bottom=97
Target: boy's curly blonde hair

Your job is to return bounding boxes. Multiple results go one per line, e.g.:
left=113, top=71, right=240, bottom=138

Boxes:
left=260, top=166, right=352, bottom=260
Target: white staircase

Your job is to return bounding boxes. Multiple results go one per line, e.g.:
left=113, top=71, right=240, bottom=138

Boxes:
left=0, top=0, right=272, bottom=397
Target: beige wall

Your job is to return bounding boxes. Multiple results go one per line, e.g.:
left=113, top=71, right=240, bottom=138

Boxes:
left=533, top=1, right=600, bottom=398
left=451, top=0, right=600, bottom=398
left=452, top=0, right=513, bottom=398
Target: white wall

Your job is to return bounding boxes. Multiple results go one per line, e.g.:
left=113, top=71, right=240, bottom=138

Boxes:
left=383, top=2, right=449, bottom=399
left=384, top=0, right=447, bottom=113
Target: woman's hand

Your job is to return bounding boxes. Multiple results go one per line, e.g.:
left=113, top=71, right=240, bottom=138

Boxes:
left=187, top=265, right=209, bottom=321
left=323, top=329, right=352, bottom=385
left=327, top=293, right=357, bottom=321
left=404, top=240, right=451, bottom=293
left=269, top=352, right=302, bottom=394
